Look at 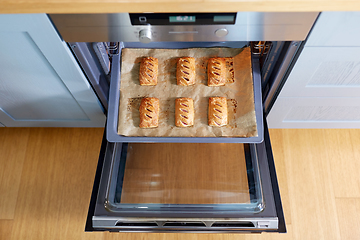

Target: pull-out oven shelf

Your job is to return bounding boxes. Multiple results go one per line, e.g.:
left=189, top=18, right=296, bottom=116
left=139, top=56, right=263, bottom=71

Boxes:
left=106, top=42, right=264, bottom=143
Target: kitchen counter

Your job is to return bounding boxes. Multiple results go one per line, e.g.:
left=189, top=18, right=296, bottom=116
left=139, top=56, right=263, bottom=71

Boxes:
left=1, top=0, right=360, bottom=14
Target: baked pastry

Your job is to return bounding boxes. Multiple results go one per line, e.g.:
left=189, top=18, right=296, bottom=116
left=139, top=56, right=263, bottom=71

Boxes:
left=177, top=57, right=195, bottom=86
left=207, top=58, right=226, bottom=86
left=139, top=97, right=159, bottom=128
left=175, top=98, right=194, bottom=127
left=139, top=57, right=158, bottom=86
left=208, top=97, right=227, bottom=127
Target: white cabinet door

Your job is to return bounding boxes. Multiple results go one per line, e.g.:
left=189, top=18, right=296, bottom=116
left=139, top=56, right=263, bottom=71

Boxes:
left=277, top=47, right=360, bottom=98
left=268, top=97, right=360, bottom=128
left=0, top=14, right=106, bottom=127
left=268, top=12, right=360, bottom=129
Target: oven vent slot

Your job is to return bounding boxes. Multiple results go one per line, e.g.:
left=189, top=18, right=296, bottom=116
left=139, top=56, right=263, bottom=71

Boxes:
left=211, top=222, right=255, bottom=228
left=115, top=222, right=158, bottom=227
left=163, top=222, right=206, bottom=227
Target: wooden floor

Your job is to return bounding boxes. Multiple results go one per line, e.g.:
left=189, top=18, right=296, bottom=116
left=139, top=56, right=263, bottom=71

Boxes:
left=1, top=127, right=360, bottom=239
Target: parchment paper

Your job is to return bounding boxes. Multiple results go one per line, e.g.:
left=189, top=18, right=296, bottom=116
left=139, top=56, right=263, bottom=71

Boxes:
left=117, top=47, right=258, bottom=138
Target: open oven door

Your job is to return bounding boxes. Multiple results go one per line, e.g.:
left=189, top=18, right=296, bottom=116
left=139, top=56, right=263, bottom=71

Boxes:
left=85, top=119, right=285, bottom=233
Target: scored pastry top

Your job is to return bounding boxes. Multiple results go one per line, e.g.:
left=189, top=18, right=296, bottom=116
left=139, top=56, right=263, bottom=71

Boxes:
left=139, top=57, right=158, bottom=86
left=208, top=97, right=228, bottom=127
left=139, top=97, right=159, bottom=128
left=177, top=57, right=196, bottom=86
left=175, top=98, right=194, bottom=127
left=207, top=58, right=226, bottom=86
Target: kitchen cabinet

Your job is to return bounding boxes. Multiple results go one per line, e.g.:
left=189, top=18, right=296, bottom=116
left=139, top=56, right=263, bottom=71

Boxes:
left=0, top=14, right=106, bottom=127
left=267, top=12, right=360, bottom=128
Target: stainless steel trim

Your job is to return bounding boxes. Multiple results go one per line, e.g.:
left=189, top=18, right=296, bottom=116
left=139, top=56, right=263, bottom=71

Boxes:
left=264, top=41, right=302, bottom=114
left=92, top=42, right=110, bottom=75
left=92, top=217, right=279, bottom=231
left=49, top=12, right=319, bottom=42
left=69, top=42, right=109, bottom=110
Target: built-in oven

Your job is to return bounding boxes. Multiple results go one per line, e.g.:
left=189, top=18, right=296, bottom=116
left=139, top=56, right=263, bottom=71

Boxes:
left=50, top=12, right=319, bottom=233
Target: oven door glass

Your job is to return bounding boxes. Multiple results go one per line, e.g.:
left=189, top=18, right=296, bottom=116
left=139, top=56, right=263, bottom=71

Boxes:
left=109, top=143, right=263, bottom=212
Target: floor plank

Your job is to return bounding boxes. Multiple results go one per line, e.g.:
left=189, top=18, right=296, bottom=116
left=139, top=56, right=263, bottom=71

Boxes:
left=323, top=129, right=360, bottom=198
left=276, top=129, right=341, bottom=240
left=9, top=128, right=105, bottom=240
left=0, top=220, right=13, bottom=240
left=0, top=128, right=29, bottom=219
left=335, top=198, right=360, bottom=240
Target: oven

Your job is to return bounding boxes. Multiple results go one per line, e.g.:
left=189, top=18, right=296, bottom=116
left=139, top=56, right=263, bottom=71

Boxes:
left=49, top=12, right=319, bottom=233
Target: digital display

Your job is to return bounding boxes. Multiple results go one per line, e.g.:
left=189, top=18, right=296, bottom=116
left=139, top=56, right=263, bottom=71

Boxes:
left=169, top=16, right=196, bottom=23
left=130, top=13, right=236, bottom=25
left=213, top=15, right=235, bottom=22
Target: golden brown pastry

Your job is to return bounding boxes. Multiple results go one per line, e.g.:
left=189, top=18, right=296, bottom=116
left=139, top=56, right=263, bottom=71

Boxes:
left=175, top=98, right=194, bottom=127
left=139, top=57, right=158, bottom=86
left=177, top=57, right=195, bottom=86
left=207, top=58, right=226, bottom=86
left=208, top=97, right=227, bottom=127
left=139, top=97, right=159, bottom=128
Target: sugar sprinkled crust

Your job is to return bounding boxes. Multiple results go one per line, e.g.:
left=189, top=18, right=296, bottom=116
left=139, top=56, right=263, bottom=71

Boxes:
left=139, top=57, right=158, bottom=86
left=139, top=97, right=159, bottom=128
left=175, top=98, right=194, bottom=127
left=207, top=58, right=226, bottom=86
left=177, top=57, right=196, bottom=86
left=208, top=97, right=227, bottom=127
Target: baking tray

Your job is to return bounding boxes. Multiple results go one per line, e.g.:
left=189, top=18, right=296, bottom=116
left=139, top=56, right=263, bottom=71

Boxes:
left=107, top=42, right=263, bottom=143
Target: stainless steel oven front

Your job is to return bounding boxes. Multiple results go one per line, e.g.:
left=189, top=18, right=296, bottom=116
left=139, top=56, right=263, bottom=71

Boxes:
left=50, top=12, right=319, bottom=233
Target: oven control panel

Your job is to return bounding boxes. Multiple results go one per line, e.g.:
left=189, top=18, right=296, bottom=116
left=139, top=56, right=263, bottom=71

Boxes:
left=130, top=13, right=236, bottom=43
left=50, top=12, right=319, bottom=43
